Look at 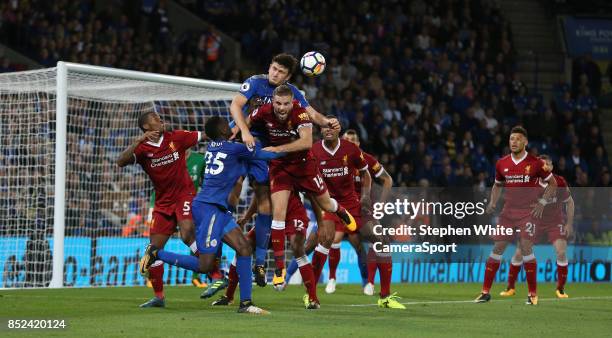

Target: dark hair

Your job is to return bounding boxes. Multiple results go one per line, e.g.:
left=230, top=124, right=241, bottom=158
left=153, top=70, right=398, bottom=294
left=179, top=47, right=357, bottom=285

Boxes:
left=539, top=154, right=552, bottom=162
left=272, top=53, right=298, bottom=74
left=510, top=125, right=528, bottom=138
left=205, top=116, right=226, bottom=141
left=343, top=129, right=359, bottom=140
left=273, top=84, right=294, bottom=98
left=138, top=112, right=156, bottom=132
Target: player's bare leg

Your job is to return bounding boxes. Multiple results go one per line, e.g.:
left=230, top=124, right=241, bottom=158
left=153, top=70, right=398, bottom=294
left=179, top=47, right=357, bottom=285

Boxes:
left=285, top=227, right=319, bottom=286
left=519, top=238, right=538, bottom=305
left=139, top=233, right=170, bottom=308
left=311, top=219, right=335, bottom=286
left=270, top=189, right=290, bottom=289
left=476, top=240, right=509, bottom=303
left=325, top=231, right=345, bottom=294
left=501, top=247, right=522, bottom=297
left=348, top=232, right=368, bottom=286
left=289, top=233, right=320, bottom=309
left=553, top=238, right=569, bottom=298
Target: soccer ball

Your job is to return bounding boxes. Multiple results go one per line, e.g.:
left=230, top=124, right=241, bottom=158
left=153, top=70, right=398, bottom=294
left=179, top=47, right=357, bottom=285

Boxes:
left=300, top=51, right=326, bottom=77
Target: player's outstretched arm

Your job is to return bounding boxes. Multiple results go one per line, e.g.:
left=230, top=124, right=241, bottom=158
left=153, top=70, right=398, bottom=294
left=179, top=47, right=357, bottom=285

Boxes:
left=116, top=131, right=159, bottom=167
left=265, top=125, right=313, bottom=153
left=486, top=182, right=503, bottom=214
left=305, top=106, right=340, bottom=131
left=230, top=93, right=255, bottom=147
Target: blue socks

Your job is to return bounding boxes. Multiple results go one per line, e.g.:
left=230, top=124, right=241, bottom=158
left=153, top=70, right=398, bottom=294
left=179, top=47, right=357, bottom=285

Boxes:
left=236, top=256, right=253, bottom=302
left=157, top=250, right=200, bottom=272
left=254, top=214, right=272, bottom=266
left=286, top=258, right=299, bottom=281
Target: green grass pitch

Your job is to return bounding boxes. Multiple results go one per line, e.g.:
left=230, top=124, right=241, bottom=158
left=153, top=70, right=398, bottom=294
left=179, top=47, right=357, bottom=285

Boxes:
left=2, top=283, right=611, bottom=337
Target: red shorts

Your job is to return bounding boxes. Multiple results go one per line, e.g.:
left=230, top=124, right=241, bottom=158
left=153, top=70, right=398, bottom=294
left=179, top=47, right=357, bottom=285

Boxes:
left=284, top=194, right=309, bottom=236
left=150, top=194, right=194, bottom=236
left=269, top=159, right=327, bottom=196
left=538, top=218, right=568, bottom=243
left=493, top=211, right=537, bottom=242
left=325, top=200, right=361, bottom=234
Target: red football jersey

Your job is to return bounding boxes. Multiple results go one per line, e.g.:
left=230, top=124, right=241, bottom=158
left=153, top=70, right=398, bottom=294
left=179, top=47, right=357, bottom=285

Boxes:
left=134, top=130, right=200, bottom=213
left=540, top=174, right=571, bottom=225
left=495, top=152, right=552, bottom=214
left=249, top=101, right=313, bottom=163
left=311, top=139, right=368, bottom=204
left=355, top=151, right=384, bottom=199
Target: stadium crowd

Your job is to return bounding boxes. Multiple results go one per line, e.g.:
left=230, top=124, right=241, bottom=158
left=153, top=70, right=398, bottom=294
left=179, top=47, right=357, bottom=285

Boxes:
left=0, top=0, right=610, bottom=242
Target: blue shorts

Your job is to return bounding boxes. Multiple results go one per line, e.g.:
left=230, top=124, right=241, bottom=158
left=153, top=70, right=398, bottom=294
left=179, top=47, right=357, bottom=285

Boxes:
left=247, top=158, right=269, bottom=184
left=193, top=201, right=239, bottom=254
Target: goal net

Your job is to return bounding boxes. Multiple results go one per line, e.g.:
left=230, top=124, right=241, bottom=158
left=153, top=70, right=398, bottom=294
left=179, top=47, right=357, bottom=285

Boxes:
left=0, top=63, right=271, bottom=288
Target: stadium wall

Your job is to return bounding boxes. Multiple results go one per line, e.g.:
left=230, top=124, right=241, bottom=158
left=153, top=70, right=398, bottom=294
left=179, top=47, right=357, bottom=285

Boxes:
left=1, top=238, right=610, bottom=288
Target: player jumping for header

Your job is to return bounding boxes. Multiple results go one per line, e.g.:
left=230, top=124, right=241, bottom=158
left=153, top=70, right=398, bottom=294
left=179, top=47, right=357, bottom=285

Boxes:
left=139, top=116, right=283, bottom=314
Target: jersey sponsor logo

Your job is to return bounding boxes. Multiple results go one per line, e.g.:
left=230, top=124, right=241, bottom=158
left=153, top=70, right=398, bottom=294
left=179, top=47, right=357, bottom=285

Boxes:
left=505, top=174, right=530, bottom=183
left=240, top=82, right=250, bottom=92
left=321, top=166, right=349, bottom=177
left=150, top=151, right=180, bottom=167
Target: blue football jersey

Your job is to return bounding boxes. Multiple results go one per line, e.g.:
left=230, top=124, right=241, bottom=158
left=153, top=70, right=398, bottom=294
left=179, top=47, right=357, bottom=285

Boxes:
left=194, top=141, right=281, bottom=209
left=239, top=74, right=309, bottom=115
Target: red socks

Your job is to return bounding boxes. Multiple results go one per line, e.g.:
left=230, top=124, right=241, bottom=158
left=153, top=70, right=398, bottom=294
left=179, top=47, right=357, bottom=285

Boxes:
left=507, top=259, right=522, bottom=290
left=523, top=254, right=537, bottom=296
left=225, top=262, right=238, bottom=300
left=271, top=221, right=286, bottom=270
left=328, top=244, right=341, bottom=280
left=311, top=244, right=329, bottom=285
left=149, top=261, right=165, bottom=299
left=481, top=254, right=501, bottom=294
left=557, top=260, right=568, bottom=290
left=297, top=256, right=318, bottom=302
left=378, top=257, right=392, bottom=298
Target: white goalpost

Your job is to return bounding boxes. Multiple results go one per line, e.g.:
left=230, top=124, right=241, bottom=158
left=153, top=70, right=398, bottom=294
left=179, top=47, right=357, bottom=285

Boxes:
left=0, top=62, right=249, bottom=288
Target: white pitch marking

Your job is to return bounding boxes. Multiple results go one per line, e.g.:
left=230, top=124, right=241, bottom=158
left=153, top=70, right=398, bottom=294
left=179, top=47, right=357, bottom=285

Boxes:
left=336, top=295, right=612, bottom=307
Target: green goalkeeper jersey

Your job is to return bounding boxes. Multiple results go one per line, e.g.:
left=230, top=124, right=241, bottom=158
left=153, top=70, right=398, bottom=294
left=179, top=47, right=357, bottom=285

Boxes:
left=148, top=151, right=206, bottom=208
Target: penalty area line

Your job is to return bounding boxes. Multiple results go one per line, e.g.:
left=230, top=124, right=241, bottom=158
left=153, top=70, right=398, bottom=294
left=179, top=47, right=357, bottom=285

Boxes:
left=334, top=295, right=612, bottom=307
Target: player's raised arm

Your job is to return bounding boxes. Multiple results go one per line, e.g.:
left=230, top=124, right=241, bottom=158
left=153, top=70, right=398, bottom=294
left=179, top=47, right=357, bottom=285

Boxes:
left=305, top=105, right=340, bottom=130
left=230, top=93, right=255, bottom=147
left=117, top=131, right=159, bottom=167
